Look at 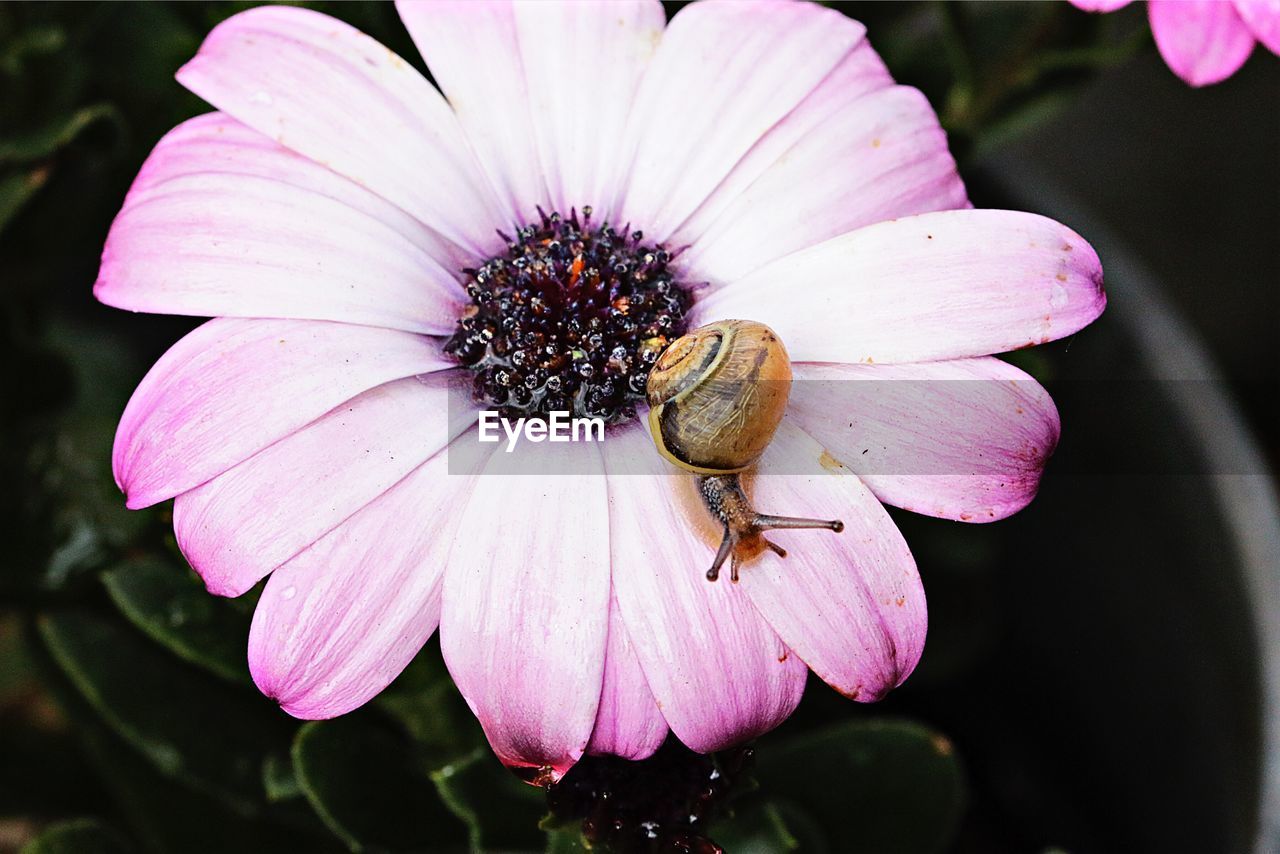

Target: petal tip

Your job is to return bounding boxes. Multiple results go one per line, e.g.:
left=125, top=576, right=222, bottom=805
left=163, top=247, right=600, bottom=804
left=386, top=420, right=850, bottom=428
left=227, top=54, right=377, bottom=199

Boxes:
left=276, top=697, right=338, bottom=721
left=122, top=491, right=149, bottom=511
left=506, top=761, right=572, bottom=788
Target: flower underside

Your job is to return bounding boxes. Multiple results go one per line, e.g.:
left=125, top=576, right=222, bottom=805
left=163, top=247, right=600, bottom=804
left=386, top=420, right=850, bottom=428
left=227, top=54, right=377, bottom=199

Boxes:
left=445, top=208, right=693, bottom=423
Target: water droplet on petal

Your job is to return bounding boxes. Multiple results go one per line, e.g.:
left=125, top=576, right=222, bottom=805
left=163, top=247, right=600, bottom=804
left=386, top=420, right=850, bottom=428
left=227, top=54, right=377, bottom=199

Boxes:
left=251, top=90, right=273, bottom=105
left=281, top=585, right=297, bottom=600
left=1050, top=282, right=1069, bottom=310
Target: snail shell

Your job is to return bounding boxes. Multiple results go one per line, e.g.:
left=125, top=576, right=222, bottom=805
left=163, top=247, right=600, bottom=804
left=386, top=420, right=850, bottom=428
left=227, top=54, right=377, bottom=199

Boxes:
left=646, top=320, right=792, bottom=475
left=645, top=319, right=843, bottom=583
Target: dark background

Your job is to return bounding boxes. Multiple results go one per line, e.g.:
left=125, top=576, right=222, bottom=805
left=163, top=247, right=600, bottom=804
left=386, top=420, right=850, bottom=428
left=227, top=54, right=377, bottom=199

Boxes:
left=2, top=3, right=1277, bottom=853
left=1008, top=43, right=1279, bottom=454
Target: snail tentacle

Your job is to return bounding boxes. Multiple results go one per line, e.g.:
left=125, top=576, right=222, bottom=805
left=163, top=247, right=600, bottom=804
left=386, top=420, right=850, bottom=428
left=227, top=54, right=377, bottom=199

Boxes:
left=754, top=515, right=846, bottom=534
left=708, top=529, right=735, bottom=583
left=698, top=474, right=843, bottom=583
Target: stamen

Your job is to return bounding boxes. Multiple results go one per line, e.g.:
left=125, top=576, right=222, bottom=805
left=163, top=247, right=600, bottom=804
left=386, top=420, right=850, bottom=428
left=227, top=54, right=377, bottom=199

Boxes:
left=446, top=208, right=693, bottom=423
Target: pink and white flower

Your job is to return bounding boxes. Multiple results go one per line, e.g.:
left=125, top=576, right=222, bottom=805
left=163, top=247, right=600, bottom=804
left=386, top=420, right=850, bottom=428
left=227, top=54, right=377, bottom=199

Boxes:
left=97, top=0, right=1105, bottom=781
left=1071, top=0, right=1280, bottom=86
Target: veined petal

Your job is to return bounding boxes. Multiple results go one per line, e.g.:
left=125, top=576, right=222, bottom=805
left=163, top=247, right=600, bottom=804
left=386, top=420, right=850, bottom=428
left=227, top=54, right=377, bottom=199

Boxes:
left=1234, top=0, right=1280, bottom=55
left=96, top=117, right=466, bottom=334
left=115, top=317, right=450, bottom=510
left=672, top=40, right=897, bottom=250
left=395, top=0, right=546, bottom=219
left=120, top=113, right=472, bottom=273
left=617, top=0, right=865, bottom=242
left=586, top=593, right=669, bottom=761
left=397, top=1, right=665, bottom=224
left=440, top=441, right=611, bottom=780
left=603, top=420, right=807, bottom=754
left=790, top=359, right=1060, bottom=522
left=740, top=422, right=926, bottom=701
left=694, top=209, right=1105, bottom=364
left=249, top=445, right=477, bottom=719
left=175, top=5, right=507, bottom=256
left=682, top=85, right=968, bottom=285
left=174, top=373, right=474, bottom=598
left=1149, top=0, right=1256, bottom=86
left=512, top=0, right=665, bottom=222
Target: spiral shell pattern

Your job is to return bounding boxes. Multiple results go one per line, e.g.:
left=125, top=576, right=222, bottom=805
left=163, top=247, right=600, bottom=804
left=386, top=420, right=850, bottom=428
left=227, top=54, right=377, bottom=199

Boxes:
left=646, top=320, right=792, bottom=474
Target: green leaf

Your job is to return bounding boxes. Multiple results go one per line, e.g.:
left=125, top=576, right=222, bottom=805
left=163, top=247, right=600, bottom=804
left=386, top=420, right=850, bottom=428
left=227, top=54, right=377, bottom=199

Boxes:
left=431, top=749, right=546, bottom=854
left=0, top=164, right=50, bottom=232
left=15, top=321, right=151, bottom=593
left=292, top=714, right=469, bottom=853
left=102, top=557, right=252, bottom=684
left=543, top=828, right=589, bottom=854
left=0, top=613, right=35, bottom=703
left=969, top=87, right=1079, bottom=162
left=263, top=751, right=304, bottom=803
left=0, top=104, right=120, bottom=164
left=0, top=22, right=65, bottom=73
left=757, top=718, right=965, bottom=854
left=36, top=609, right=294, bottom=812
left=19, top=820, right=129, bottom=854
left=708, top=801, right=800, bottom=854
left=374, top=639, right=483, bottom=769
left=20, top=819, right=132, bottom=854
left=69, top=698, right=325, bottom=854
left=26, top=620, right=333, bottom=854
left=0, top=618, right=110, bottom=824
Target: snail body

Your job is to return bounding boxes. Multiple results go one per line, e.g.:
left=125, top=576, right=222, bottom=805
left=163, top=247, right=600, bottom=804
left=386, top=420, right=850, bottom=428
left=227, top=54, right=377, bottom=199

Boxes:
left=646, top=320, right=843, bottom=583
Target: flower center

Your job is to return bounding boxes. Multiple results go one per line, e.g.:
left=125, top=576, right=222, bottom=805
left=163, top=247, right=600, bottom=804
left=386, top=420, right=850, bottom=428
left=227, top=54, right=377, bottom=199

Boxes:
left=446, top=208, right=693, bottom=424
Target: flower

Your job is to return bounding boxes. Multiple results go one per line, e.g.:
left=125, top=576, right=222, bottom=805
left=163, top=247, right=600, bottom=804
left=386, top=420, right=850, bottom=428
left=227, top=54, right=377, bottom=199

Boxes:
left=1071, top=0, right=1280, bottom=86
left=96, top=0, right=1105, bottom=781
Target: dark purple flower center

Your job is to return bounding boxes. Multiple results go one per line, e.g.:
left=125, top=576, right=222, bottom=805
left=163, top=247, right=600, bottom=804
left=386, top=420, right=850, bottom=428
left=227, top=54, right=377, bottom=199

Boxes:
left=544, top=740, right=755, bottom=852
left=445, top=208, right=693, bottom=423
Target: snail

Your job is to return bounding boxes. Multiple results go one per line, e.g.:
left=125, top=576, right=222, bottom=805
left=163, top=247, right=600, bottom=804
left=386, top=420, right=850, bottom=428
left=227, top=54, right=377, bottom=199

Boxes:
left=646, top=319, right=844, bottom=583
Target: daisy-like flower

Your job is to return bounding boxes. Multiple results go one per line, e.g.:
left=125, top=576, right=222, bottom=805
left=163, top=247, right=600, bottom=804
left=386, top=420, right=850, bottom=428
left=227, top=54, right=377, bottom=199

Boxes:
left=97, top=0, right=1105, bottom=781
left=1071, top=0, right=1280, bottom=86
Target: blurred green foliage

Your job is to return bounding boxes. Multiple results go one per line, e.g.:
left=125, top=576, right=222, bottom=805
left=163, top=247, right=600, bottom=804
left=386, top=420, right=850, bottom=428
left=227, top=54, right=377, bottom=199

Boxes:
left=855, top=1, right=1148, bottom=162
left=0, top=2, right=1139, bottom=851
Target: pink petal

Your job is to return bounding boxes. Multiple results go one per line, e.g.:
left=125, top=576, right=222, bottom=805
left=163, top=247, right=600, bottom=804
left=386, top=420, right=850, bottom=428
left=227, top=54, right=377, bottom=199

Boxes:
left=394, top=0, right=547, bottom=218
left=739, top=422, right=926, bottom=701
left=1235, top=0, right=1280, bottom=54
left=96, top=116, right=466, bottom=334
left=397, top=1, right=664, bottom=224
left=121, top=113, right=472, bottom=273
left=174, top=6, right=507, bottom=256
left=174, top=373, right=474, bottom=598
left=440, top=441, right=611, bottom=780
left=115, top=317, right=449, bottom=510
left=603, top=421, right=808, bottom=754
left=1149, top=0, right=1256, bottom=86
left=249, top=446, right=475, bottom=719
left=693, top=209, right=1106, bottom=364
left=1069, top=0, right=1133, bottom=11
left=681, top=85, right=969, bottom=285
left=790, top=359, right=1060, bottom=523
left=616, top=0, right=866, bottom=241
left=586, top=593, right=669, bottom=761
left=511, top=0, right=666, bottom=221
left=672, top=40, right=897, bottom=251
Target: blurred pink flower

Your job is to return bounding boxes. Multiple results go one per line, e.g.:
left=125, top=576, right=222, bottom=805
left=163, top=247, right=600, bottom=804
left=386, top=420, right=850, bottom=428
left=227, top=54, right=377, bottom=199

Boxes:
left=96, top=0, right=1104, bottom=781
left=1071, top=0, right=1280, bottom=86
